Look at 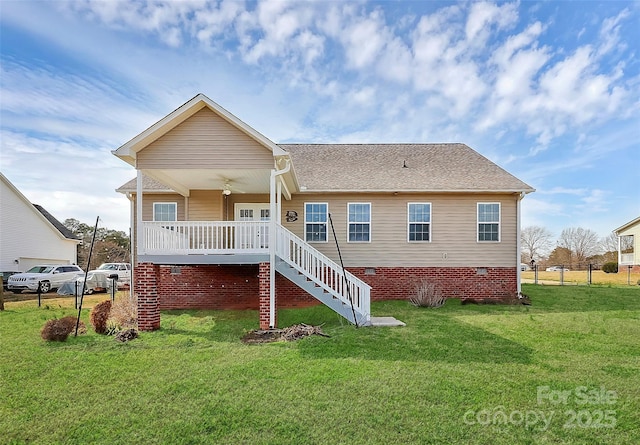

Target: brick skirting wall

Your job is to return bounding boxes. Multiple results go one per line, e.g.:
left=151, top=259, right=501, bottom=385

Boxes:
left=618, top=264, right=640, bottom=274
left=135, top=263, right=518, bottom=330
left=349, top=267, right=518, bottom=301
left=153, top=264, right=316, bottom=311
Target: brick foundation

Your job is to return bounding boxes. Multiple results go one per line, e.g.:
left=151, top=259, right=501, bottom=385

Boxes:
left=134, top=263, right=518, bottom=330
left=618, top=264, right=640, bottom=274
left=349, top=267, right=518, bottom=301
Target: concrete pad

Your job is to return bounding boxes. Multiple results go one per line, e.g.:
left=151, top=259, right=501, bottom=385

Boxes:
left=369, top=316, right=406, bottom=327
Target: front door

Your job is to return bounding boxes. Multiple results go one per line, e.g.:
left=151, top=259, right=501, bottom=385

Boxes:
left=234, top=204, right=270, bottom=249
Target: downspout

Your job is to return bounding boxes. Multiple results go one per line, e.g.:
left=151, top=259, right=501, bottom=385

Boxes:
left=617, top=234, right=621, bottom=266
left=516, top=192, right=524, bottom=295
left=269, top=159, right=291, bottom=328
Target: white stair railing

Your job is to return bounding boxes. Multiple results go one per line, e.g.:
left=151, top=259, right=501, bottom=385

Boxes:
left=275, top=224, right=370, bottom=323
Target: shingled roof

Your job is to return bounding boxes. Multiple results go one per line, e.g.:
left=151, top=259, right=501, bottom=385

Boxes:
left=116, top=175, right=175, bottom=193
left=33, top=205, right=79, bottom=240
left=281, top=143, right=534, bottom=193
left=116, top=143, right=534, bottom=194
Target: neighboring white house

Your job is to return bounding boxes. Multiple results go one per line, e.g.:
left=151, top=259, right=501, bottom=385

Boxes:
left=0, top=173, right=80, bottom=272
left=615, top=216, right=639, bottom=269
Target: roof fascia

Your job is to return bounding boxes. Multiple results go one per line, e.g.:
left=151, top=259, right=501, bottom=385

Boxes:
left=614, top=216, right=640, bottom=234
left=294, top=188, right=535, bottom=194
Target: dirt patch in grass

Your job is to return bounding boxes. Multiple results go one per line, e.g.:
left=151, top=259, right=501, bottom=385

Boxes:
left=242, top=324, right=329, bottom=344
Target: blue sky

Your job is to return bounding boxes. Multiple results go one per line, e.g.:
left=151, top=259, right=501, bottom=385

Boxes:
left=1, top=1, right=639, bottom=246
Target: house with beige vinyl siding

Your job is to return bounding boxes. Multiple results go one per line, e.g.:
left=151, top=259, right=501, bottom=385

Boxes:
left=113, top=94, right=535, bottom=331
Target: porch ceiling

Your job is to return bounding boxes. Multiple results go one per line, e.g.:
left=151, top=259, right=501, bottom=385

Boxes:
left=144, top=168, right=271, bottom=196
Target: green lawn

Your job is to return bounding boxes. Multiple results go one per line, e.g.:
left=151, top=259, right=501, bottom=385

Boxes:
left=1, top=284, right=639, bottom=444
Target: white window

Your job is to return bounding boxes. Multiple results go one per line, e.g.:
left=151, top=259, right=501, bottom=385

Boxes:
left=153, top=202, right=177, bottom=222
left=305, top=203, right=328, bottom=242
left=348, top=203, right=371, bottom=242
left=477, top=203, right=500, bottom=242
left=408, top=203, right=431, bottom=242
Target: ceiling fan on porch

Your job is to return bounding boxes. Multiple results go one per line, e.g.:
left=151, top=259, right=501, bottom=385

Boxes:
left=221, top=178, right=248, bottom=195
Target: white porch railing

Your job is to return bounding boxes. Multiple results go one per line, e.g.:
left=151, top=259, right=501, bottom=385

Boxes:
left=275, top=224, right=371, bottom=323
left=620, top=253, right=634, bottom=265
left=140, top=220, right=371, bottom=324
left=142, top=221, right=270, bottom=255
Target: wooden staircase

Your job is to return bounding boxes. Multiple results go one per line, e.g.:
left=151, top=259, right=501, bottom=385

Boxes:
left=274, top=224, right=371, bottom=326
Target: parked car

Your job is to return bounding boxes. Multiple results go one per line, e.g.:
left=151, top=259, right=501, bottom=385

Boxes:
left=7, top=265, right=84, bottom=293
left=73, top=271, right=112, bottom=295
left=90, top=263, right=131, bottom=288
left=520, top=263, right=530, bottom=271
left=545, top=266, right=570, bottom=272
left=2, top=271, right=21, bottom=290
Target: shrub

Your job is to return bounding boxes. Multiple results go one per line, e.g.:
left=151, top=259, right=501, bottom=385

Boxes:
left=90, top=300, right=112, bottom=334
left=602, top=262, right=618, bottom=274
left=409, top=280, right=445, bottom=308
left=40, top=316, right=86, bottom=341
left=108, top=292, right=137, bottom=331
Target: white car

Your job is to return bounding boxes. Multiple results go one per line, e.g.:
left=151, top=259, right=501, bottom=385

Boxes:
left=545, top=266, right=570, bottom=272
left=90, top=263, right=131, bottom=287
left=8, top=265, right=84, bottom=293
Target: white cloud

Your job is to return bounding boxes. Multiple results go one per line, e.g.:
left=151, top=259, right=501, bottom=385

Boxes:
left=465, top=1, right=518, bottom=47
left=597, top=8, right=630, bottom=56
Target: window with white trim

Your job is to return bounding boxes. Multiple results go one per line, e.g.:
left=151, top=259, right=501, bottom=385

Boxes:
left=305, top=203, right=328, bottom=242
left=477, top=203, right=500, bottom=242
left=153, top=202, right=177, bottom=222
left=348, top=203, right=371, bottom=242
left=408, top=203, right=431, bottom=242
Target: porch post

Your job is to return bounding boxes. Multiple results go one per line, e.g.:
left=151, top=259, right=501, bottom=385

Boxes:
left=618, top=235, right=621, bottom=266
left=269, top=169, right=277, bottom=328
left=136, top=170, right=144, bottom=258
left=268, top=160, right=291, bottom=328
left=137, top=262, right=160, bottom=331
left=258, top=262, right=271, bottom=330
left=516, top=192, right=523, bottom=295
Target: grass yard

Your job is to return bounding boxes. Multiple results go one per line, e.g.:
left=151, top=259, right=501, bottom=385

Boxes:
left=522, top=269, right=640, bottom=286
left=1, top=285, right=639, bottom=444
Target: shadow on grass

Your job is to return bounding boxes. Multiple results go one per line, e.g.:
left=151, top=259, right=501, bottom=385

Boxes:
left=519, top=284, right=640, bottom=314
left=297, top=311, right=533, bottom=364
left=150, top=304, right=533, bottom=364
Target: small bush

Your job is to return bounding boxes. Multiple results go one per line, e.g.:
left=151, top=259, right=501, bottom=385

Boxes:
left=108, top=292, right=137, bottom=331
left=602, top=262, right=618, bottom=274
left=90, top=300, right=112, bottom=334
left=40, top=316, right=86, bottom=341
left=409, top=280, right=446, bottom=308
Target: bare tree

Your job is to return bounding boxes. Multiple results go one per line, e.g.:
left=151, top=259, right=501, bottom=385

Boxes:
left=558, top=227, right=601, bottom=269
left=521, top=226, right=554, bottom=263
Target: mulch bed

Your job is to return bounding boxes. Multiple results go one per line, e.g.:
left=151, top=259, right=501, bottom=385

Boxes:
left=241, top=323, right=329, bottom=344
